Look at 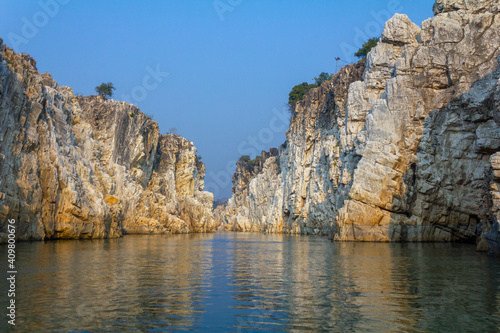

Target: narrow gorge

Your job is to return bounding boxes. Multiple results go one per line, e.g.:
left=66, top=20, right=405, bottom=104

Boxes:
left=216, top=0, right=500, bottom=253
left=5, top=2, right=500, bottom=331
left=1, top=0, right=500, bottom=255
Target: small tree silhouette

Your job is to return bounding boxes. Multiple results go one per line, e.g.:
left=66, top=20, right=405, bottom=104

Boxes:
left=95, top=82, right=115, bottom=99
left=168, top=127, right=179, bottom=135
left=314, top=72, right=331, bottom=86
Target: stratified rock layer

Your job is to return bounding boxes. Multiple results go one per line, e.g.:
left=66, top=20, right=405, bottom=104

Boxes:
left=218, top=0, right=500, bottom=251
left=0, top=42, right=215, bottom=242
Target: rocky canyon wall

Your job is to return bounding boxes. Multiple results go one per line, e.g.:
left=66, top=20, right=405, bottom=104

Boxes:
left=217, top=0, right=500, bottom=251
left=0, top=40, right=215, bottom=242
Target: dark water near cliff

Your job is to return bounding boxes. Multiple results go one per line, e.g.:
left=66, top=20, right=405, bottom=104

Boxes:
left=2, top=232, right=500, bottom=332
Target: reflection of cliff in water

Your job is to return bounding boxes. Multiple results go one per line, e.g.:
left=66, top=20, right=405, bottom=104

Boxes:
left=3, top=233, right=500, bottom=332
left=229, top=236, right=500, bottom=331
left=8, top=234, right=216, bottom=332
left=228, top=234, right=364, bottom=331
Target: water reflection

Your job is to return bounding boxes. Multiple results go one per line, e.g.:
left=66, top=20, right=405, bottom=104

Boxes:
left=1, top=233, right=500, bottom=332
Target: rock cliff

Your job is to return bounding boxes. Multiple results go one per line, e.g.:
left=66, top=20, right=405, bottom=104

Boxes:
left=215, top=148, right=279, bottom=231
left=217, top=0, right=500, bottom=251
left=0, top=41, right=215, bottom=242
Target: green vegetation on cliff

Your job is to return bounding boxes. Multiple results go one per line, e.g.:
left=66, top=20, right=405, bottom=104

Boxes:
left=95, top=82, right=115, bottom=99
left=238, top=155, right=261, bottom=165
left=354, top=37, right=378, bottom=59
left=288, top=72, right=332, bottom=113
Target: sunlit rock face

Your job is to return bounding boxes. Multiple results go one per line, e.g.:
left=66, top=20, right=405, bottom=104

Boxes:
left=217, top=63, right=366, bottom=234
left=215, top=148, right=280, bottom=232
left=0, top=41, right=215, bottom=242
left=218, top=0, right=500, bottom=251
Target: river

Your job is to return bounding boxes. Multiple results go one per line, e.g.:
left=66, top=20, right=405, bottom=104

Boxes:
left=1, top=232, right=500, bottom=332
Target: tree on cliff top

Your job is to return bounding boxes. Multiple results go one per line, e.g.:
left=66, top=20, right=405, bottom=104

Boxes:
left=314, top=72, right=331, bottom=86
left=238, top=155, right=261, bottom=166
left=287, top=71, right=331, bottom=114
left=95, top=82, right=115, bottom=99
left=354, top=37, right=378, bottom=59
left=288, top=82, right=317, bottom=108
left=239, top=155, right=251, bottom=163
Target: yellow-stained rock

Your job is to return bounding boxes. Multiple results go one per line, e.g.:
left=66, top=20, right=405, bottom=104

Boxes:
left=104, top=195, right=120, bottom=205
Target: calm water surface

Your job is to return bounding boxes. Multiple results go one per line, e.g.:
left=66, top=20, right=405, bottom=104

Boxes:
left=2, top=232, right=500, bottom=332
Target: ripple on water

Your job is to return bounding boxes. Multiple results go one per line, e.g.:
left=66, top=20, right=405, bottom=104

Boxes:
left=1, top=234, right=500, bottom=332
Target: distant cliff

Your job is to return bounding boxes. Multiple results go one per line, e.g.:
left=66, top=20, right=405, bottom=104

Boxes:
left=217, top=0, right=500, bottom=252
left=0, top=41, right=215, bottom=242
left=215, top=148, right=280, bottom=231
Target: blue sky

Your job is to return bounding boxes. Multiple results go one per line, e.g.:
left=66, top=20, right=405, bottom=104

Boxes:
left=0, top=0, right=435, bottom=198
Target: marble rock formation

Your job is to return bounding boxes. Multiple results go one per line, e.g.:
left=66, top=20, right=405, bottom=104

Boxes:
left=0, top=42, right=215, bottom=242
left=217, top=0, right=500, bottom=253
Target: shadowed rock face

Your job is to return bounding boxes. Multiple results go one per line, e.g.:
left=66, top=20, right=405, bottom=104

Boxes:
left=217, top=0, right=500, bottom=251
left=0, top=42, right=215, bottom=242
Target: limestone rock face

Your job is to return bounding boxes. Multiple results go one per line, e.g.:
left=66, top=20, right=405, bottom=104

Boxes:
left=216, top=63, right=366, bottom=234
left=217, top=0, right=500, bottom=251
left=216, top=149, right=280, bottom=232
left=381, top=14, right=421, bottom=45
left=0, top=42, right=215, bottom=242
left=432, top=0, right=497, bottom=15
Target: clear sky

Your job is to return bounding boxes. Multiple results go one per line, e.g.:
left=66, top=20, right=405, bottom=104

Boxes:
left=0, top=0, right=435, bottom=199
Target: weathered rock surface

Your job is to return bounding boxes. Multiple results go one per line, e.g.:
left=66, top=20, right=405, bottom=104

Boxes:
left=216, top=148, right=280, bottom=232
left=0, top=42, right=215, bottom=242
left=217, top=63, right=366, bottom=234
left=217, top=0, right=500, bottom=252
